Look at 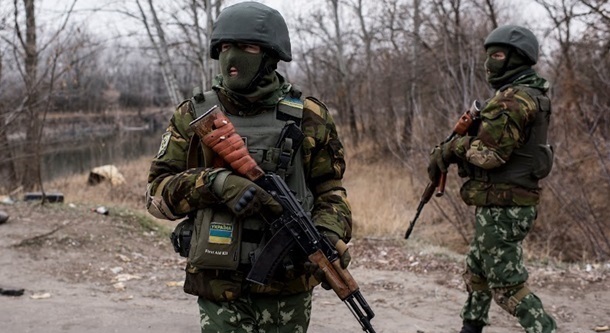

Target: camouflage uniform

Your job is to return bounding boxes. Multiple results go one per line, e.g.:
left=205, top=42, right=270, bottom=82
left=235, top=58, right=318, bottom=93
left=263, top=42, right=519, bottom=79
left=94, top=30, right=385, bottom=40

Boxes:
left=430, top=25, right=556, bottom=333
left=146, top=3, right=351, bottom=332
left=450, top=73, right=557, bottom=333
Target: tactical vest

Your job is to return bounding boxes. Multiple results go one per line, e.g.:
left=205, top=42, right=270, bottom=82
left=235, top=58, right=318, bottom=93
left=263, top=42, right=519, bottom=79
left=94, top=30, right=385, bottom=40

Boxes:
left=471, top=86, right=553, bottom=189
left=186, top=87, right=314, bottom=272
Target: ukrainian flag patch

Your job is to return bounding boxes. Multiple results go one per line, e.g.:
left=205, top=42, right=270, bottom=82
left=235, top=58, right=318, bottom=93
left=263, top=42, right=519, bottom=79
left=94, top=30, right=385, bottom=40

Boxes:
left=209, top=222, right=233, bottom=244
left=279, top=96, right=304, bottom=110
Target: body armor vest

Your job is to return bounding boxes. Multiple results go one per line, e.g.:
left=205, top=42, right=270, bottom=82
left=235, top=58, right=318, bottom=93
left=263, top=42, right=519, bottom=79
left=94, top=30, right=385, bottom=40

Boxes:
left=471, top=86, right=553, bottom=189
left=188, top=88, right=314, bottom=271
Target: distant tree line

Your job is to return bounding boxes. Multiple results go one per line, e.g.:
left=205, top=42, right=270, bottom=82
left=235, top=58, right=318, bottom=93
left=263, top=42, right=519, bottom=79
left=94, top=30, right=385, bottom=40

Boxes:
left=0, top=0, right=608, bottom=260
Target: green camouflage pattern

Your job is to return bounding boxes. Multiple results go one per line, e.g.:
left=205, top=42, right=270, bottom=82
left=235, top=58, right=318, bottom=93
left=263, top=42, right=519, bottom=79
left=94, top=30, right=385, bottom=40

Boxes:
left=198, top=291, right=312, bottom=333
left=301, top=97, right=352, bottom=239
left=146, top=100, right=221, bottom=217
left=452, top=71, right=550, bottom=206
left=461, top=206, right=556, bottom=332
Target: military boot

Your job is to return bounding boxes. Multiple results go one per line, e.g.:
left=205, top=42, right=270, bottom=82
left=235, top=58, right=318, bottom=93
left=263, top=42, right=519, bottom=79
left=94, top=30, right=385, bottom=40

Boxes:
left=459, top=321, right=483, bottom=333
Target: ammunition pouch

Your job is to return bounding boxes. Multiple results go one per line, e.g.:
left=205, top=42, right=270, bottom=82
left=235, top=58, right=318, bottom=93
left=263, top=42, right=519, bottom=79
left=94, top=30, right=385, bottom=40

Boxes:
left=183, top=264, right=244, bottom=301
left=532, top=144, right=553, bottom=179
left=170, top=218, right=194, bottom=257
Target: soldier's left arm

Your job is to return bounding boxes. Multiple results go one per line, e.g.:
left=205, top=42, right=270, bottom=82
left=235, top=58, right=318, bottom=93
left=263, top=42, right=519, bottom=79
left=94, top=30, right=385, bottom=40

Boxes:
left=300, top=97, right=353, bottom=242
left=146, top=102, right=223, bottom=220
left=451, top=88, right=537, bottom=170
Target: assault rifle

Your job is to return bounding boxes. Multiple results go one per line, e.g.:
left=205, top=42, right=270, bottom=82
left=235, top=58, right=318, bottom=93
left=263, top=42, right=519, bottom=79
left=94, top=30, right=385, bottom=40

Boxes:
left=190, top=106, right=376, bottom=333
left=404, top=100, right=482, bottom=239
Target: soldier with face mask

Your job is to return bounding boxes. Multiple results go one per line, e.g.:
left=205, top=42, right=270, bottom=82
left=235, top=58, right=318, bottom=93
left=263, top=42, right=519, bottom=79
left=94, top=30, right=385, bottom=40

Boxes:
left=145, top=2, right=352, bottom=332
left=428, top=25, right=557, bottom=333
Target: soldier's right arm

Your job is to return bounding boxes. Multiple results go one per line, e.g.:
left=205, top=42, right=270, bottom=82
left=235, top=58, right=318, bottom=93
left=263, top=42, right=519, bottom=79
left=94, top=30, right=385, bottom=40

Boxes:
left=146, top=102, right=222, bottom=220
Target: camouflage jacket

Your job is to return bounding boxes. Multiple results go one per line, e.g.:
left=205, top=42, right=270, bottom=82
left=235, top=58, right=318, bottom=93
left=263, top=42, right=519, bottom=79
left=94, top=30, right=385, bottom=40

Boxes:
left=146, top=78, right=352, bottom=241
left=450, top=71, right=551, bottom=206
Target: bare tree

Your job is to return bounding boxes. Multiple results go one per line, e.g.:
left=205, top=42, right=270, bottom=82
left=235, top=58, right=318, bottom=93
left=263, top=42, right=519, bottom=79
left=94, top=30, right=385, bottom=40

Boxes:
left=171, top=0, right=223, bottom=92
left=18, top=0, right=41, bottom=191
left=533, top=0, right=610, bottom=259
left=0, top=0, right=86, bottom=193
left=0, top=50, right=18, bottom=190
left=347, top=0, right=378, bottom=139
left=295, top=0, right=359, bottom=139
left=133, top=0, right=183, bottom=106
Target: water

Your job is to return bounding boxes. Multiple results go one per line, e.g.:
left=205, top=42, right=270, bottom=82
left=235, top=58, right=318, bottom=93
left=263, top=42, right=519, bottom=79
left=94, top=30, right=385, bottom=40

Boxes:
left=39, top=129, right=164, bottom=182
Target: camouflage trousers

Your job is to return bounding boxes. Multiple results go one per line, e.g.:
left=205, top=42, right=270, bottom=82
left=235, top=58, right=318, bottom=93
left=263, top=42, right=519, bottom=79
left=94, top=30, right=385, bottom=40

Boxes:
left=460, top=206, right=556, bottom=333
left=197, top=290, right=312, bottom=333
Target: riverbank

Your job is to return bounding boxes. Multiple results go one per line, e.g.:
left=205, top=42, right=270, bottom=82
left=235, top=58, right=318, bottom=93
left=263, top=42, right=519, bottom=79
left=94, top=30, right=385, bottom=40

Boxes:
left=8, top=107, right=170, bottom=143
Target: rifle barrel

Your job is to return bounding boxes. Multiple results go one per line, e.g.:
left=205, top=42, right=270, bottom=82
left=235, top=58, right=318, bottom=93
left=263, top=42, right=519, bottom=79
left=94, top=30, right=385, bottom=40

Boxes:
left=404, top=182, right=436, bottom=239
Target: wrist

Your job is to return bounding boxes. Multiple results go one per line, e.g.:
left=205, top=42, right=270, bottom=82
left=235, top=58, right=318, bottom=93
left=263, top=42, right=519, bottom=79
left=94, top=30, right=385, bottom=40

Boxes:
left=205, top=169, right=231, bottom=199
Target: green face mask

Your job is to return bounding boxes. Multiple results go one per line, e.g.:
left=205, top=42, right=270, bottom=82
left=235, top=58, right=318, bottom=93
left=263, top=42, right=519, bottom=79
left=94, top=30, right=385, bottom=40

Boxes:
left=485, top=45, right=531, bottom=89
left=219, top=46, right=264, bottom=93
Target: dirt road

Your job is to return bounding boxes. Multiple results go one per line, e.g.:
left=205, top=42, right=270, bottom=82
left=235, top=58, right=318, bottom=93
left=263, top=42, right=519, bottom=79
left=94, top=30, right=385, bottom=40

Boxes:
left=1, top=202, right=608, bottom=333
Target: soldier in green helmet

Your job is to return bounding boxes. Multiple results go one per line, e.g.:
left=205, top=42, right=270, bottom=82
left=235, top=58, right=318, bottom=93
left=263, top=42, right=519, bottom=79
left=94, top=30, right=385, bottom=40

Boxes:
left=428, top=25, right=557, bottom=333
left=145, top=2, right=352, bottom=332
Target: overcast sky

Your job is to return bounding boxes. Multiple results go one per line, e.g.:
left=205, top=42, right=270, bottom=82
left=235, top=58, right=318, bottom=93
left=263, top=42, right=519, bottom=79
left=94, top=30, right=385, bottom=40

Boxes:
left=33, top=0, right=559, bottom=66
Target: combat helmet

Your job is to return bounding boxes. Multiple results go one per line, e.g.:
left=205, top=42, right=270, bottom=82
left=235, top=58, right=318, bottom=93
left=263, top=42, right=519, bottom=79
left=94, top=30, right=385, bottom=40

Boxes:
left=210, top=2, right=292, bottom=62
left=484, top=25, right=539, bottom=64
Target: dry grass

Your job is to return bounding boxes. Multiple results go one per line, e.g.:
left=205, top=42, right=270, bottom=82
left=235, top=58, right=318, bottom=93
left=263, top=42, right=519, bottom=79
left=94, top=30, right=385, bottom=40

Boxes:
left=41, top=153, right=459, bottom=248
left=343, top=159, right=418, bottom=238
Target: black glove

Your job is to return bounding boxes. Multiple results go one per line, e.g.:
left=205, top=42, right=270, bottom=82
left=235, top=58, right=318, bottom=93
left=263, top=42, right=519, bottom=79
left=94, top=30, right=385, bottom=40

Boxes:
left=214, top=174, right=283, bottom=217
left=304, top=230, right=351, bottom=290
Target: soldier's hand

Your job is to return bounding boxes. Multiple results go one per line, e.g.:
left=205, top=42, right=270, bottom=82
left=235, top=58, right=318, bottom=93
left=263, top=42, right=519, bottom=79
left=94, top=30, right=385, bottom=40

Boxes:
left=322, top=230, right=351, bottom=269
left=214, top=173, right=283, bottom=217
left=304, top=230, right=351, bottom=290
left=428, top=140, right=460, bottom=183
left=427, top=146, right=447, bottom=184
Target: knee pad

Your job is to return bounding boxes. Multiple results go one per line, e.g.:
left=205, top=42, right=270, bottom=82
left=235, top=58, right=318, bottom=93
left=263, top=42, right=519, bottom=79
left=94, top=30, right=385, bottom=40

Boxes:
left=462, top=269, right=489, bottom=293
left=492, top=284, right=531, bottom=315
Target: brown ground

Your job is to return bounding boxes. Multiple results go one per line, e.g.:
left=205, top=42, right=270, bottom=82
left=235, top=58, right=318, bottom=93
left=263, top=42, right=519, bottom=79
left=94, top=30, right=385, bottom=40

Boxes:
left=0, top=201, right=608, bottom=333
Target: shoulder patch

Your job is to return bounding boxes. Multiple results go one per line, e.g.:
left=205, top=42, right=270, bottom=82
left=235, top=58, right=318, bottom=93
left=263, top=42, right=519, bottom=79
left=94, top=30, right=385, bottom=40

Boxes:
left=156, top=131, right=172, bottom=158
left=279, top=96, right=304, bottom=110
left=278, top=96, right=304, bottom=123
